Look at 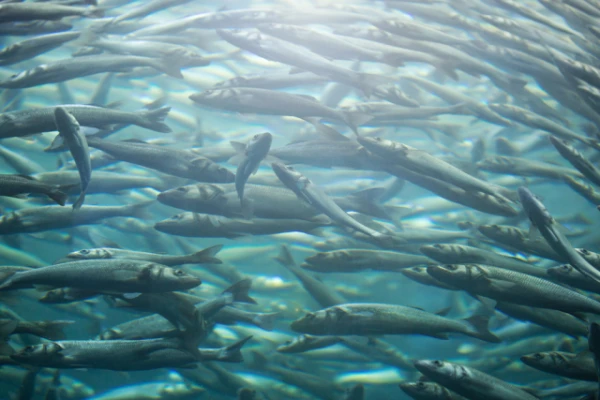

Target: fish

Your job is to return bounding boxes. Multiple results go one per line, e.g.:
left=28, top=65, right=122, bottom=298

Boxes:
left=0, top=202, right=151, bottom=235
left=0, top=31, right=81, bottom=66
left=155, top=212, right=329, bottom=238
left=521, top=351, right=596, bottom=381
left=0, top=54, right=185, bottom=89
left=0, top=174, right=68, bottom=205
left=358, top=136, right=514, bottom=203
left=87, top=137, right=235, bottom=182
left=10, top=336, right=251, bottom=370
left=0, top=3, right=103, bottom=22
left=518, top=187, right=600, bottom=283
left=0, top=259, right=201, bottom=294
left=302, top=249, right=430, bottom=273
left=54, top=107, right=91, bottom=209
left=271, top=163, right=384, bottom=238
left=64, top=243, right=223, bottom=265
left=420, top=243, right=548, bottom=278
left=231, top=132, right=272, bottom=205
left=0, top=104, right=172, bottom=138
left=427, top=264, right=600, bottom=315
left=189, top=87, right=371, bottom=135
left=414, top=359, right=538, bottom=400
left=291, top=303, right=500, bottom=342
left=216, top=29, right=391, bottom=97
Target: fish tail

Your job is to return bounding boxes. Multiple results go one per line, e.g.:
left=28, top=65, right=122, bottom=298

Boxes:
left=47, top=188, right=69, bottom=206
left=0, top=319, right=17, bottom=339
left=150, top=58, right=184, bottom=79
left=83, top=7, right=105, bottom=19
left=186, top=244, right=223, bottom=264
left=463, top=313, right=501, bottom=343
left=124, top=200, right=153, bottom=218
left=223, top=278, right=257, bottom=304
left=138, top=106, right=172, bottom=133
left=72, top=191, right=86, bottom=210
left=215, top=335, right=253, bottom=363
left=252, top=312, right=280, bottom=331
left=40, top=320, right=74, bottom=341
left=341, top=111, right=373, bottom=136
left=274, top=244, right=296, bottom=268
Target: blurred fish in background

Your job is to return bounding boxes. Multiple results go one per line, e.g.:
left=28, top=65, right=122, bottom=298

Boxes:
left=2, top=0, right=600, bottom=399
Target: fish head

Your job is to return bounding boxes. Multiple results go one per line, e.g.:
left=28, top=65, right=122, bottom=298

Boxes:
left=217, top=28, right=262, bottom=47
left=189, top=88, right=235, bottom=107
left=276, top=334, right=308, bottom=353
left=141, top=262, right=201, bottom=290
left=518, top=187, right=553, bottom=227
left=419, top=244, right=455, bottom=260
left=158, top=184, right=223, bottom=207
left=547, top=264, right=574, bottom=278
left=398, top=381, right=445, bottom=398
left=271, top=163, right=308, bottom=190
left=426, top=264, right=481, bottom=286
left=154, top=213, right=193, bottom=233
left=11, top=342, right=62, bottom=363
left=290, top=310, right=326, bottom=334
left=400, top=266, right=430, bottom=280
left=414, top=359, right=467, bottom=381
left=246, top=132, right=272, bottom=157
left=520, top=352, right=558, bottom=368
left=304, top=251, right=338, bottom=267
left=66, top=248, right=111, bottom=260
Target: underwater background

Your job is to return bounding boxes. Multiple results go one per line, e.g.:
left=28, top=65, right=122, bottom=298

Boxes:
left=1, top=0, right=600, bottom=399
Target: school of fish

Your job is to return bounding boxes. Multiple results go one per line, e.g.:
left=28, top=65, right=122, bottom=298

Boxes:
left=3, top=0, right=600, bottom=399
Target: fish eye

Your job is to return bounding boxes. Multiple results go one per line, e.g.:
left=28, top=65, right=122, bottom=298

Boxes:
left=176, top=187, right=188, bottom=192
left=23, top=346, right=35, bottom=354
left=445, top=264, right=458, bottom=271
left=203, top=90, right=213, bottom=95
left=416, top=382, right=425, bottom=389
left=80, top=249, right=90, bottom=255
left=580, top=249, right=590, bottom=255
left=433, top=360, right=443, bottom=367
left=173, top=269, right=185, bottom=276
left=534, top=353, right=544, bottom=360
left=253, top=134, right=260, bottom=139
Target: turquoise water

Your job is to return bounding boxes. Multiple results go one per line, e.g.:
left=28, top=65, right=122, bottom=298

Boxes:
left=0, top=0, right=599, bottom=399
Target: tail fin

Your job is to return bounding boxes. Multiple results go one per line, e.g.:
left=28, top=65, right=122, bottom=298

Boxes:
left=83, top=7, right=104, bottom=18
left=464, top=311, right=501, bottom=343
left=274, top=245, right=296, bottom=268
left=216, top=335, right=252, bottom=363
left=47, top=188, right=68, bottom=206
left=123, top=200, right=153, bottom=218
left=341, top=111, right=373, bottom=136
left=252, top=312, right=280, bottom=331
left=345, top=384, right=365, bottom=400
left=223, top=279, right=257, bottom=304
left=72, top=190, right=86, bottom=210
left=38, top=320, right=74, bottom=341
left=185, top=244, right=223, bottom=264
left=0, top=341, right=14, bottom=356
left=137, top=106, right=172, bottom=133
left=150, top=58, right=184, bottom=79
left=0, top=320, right=17, bottom=338
left=237, top=388, right=257, bottom=400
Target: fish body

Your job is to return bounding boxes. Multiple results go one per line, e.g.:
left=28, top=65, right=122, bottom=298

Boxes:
left=291, top=303, right=499, bottom=342
left=0, top=259, right=201, bottom=293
